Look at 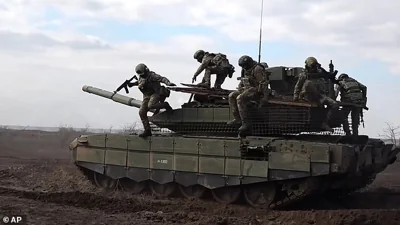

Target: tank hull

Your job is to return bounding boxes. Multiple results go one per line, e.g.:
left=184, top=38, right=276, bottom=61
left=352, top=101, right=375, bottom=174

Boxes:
left=69, top=133, right=399, bottom=208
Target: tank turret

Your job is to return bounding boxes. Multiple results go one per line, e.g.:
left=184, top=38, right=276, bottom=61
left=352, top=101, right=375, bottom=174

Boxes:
left=81, top=63, right=365, bottom=137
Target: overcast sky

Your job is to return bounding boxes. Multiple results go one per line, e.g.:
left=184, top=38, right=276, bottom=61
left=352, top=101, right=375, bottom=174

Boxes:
left=0, top=0, right=399, bottom=136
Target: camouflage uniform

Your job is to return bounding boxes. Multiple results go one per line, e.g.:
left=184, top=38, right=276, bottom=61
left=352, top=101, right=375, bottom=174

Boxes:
left=129, top=63, right=176, bottom=137
left=227, top=55, right=269, bottom=133
left=192, top=50, right=235, bottom=89
left=334, top=73, right=367, bottom=136
left=293, top=57, right=339, bottom=132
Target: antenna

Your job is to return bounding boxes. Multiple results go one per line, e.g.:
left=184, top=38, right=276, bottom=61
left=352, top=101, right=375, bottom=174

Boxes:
left=257, top=0, right=264, bottom=63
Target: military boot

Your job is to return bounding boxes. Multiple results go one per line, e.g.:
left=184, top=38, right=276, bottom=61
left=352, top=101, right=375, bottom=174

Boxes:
left=238, top=121, right=252, bottom=138
left=139, top=120, right=152, bottom=138
left=352, top=124, right=359, bottom=136
left=213, top=83, right=222, bottom=90
left=227, top=119, right=241, bottom=125
left=320, top=123, right=334, bottom=133
left=343, top=125, right=351, bottom=136
left=227, top=113, right=241, bottom=125
left=239, top=122, right=251, bottom=132
left=138, top=129, right=152, bottom=138
left=164, top=102, right=173, bottom=112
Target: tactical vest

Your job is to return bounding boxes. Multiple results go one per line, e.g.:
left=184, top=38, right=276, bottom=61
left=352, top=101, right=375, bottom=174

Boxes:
left=338, top=78, right=363, bottom=102
left=304, top=69, right=329, bottom=95
left=138, top=72, right=161, bottom=95
left=209, top=53, right=230, bottom=68
left=241, top=63, right=266, bottom=89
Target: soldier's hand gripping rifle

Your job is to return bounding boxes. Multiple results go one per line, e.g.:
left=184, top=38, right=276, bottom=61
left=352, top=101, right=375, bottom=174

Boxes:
left=327, top=60, right=339, bottom=84
left=114, top=75, right=139, bottom=94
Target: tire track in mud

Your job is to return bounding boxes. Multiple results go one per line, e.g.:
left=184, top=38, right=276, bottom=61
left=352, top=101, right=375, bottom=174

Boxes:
left=0, top=185, right=253, bottom=217
left=0, top=186, right=162, bottom=214
left=1, top=186, right=400, bottom=224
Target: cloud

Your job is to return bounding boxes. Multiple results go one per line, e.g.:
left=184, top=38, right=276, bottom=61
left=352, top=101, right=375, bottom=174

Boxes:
left=0, top=0, right=399, bottom=136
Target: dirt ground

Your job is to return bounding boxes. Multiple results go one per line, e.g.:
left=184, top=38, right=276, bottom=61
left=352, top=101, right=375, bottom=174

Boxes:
left=0, top=128, right=400, bottom=225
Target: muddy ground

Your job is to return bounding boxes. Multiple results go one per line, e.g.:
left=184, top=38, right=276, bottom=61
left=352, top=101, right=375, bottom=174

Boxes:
left=0, top=128, right=400, bottom=225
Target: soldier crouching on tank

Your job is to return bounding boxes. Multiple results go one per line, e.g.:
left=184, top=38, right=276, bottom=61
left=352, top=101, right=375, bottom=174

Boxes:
left=127, top=63, right=176, bottom=138
left=334, top=73, right=367, bottom=136
left=227, top=55, right=269, bottom=136
left=192, top=50, right=235, bottom=89
left=293, top=57, right=339, bottom=132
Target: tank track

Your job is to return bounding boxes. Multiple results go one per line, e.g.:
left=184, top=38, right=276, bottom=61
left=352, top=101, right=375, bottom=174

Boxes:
left=75, top=164, right=379, bottom=209
left=76, top=165, right=319, bottom=209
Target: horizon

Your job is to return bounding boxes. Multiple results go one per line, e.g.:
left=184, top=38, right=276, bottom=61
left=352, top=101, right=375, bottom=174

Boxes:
left=1, top=1, right=399, bottom=137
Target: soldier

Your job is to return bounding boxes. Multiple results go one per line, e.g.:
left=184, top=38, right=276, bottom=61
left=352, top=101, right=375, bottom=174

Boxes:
left=334, top=73, right=367, bottom=136
left=192, top=50, right=235, bottom=89
left=293, top=57, right=339, bottom=132
left=128, top=63, right=176, bottom=138
left=227, top=55, right=269, bottom=134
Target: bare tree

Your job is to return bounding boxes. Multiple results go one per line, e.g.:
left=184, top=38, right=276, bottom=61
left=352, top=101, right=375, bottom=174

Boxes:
left=121, top=122, right=139, bottom=134
left=80, top=123, right=90, bottom=133
left=380, top=122, right=400, bottom=146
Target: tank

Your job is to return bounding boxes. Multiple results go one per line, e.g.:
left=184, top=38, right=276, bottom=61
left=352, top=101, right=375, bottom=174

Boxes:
left=69, top=66, right=400, bottom=209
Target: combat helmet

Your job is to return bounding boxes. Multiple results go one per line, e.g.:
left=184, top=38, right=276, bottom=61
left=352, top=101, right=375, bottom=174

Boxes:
left=260, top=62, right=269, bottom=68
left=338, top=73, right=349, bottom=80
left=194, top=50, right=206, bottom=63
left=238, top=55, right=254, bottom=70
left=135, top=63, right=150, bottom=77
left=304, top=57, right=319, bottom=67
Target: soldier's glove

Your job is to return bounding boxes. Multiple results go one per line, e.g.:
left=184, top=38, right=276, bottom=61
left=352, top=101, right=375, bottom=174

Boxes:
left=168, top=83, right=176, bottom=86
left=192, top=76, right=196, bottom=83
left=329, top=70, right=338, bottom=79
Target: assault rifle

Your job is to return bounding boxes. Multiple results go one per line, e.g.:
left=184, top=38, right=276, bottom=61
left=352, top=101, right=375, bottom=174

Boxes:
left=326, top=60, right=339, bottom=84
left=114, top=75, right=138, bottom=94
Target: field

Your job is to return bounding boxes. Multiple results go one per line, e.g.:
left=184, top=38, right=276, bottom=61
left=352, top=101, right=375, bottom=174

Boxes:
left=0, top=128, right=400, bottom=225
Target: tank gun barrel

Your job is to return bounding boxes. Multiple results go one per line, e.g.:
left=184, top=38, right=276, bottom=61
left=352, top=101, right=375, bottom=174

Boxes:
left=82, top=85, right=144, bottom=109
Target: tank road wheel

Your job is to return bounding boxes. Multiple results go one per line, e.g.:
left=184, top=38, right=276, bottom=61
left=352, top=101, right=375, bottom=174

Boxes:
left=150, top=181, right=176, bottom=197
left=178, top=184, right=206, bottom=199
left=93, top=172, right=117, bottom=190
left=211, top=186, right=241, bottom=204
left=244, top=183, right=276, bottom=208
left=120, top=179, right=147, bottom=194
left=284, top=178, right=317, bottom=197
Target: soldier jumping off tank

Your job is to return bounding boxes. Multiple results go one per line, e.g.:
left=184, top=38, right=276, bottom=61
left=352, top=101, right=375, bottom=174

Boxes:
left=128, top=63, right=176, bottom=138
left=227, top=55, right=269, bottom=136
left=293, top=57, right=339, bottom=132
left=192, top=50, right=235, bottom=89
left=334, top=73, right=367, bottom=136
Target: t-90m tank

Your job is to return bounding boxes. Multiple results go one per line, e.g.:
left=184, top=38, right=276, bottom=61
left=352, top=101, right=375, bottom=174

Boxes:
left=69, top=65, right=400, bottom=208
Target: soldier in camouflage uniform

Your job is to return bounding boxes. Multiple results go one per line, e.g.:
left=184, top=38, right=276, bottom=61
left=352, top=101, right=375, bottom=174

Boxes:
left=227, top=55, right=269, bottom=134
left=293, top=57, right=339, bottom=132
left=192, top=50, right=235, bottom=89
left=334, top=73, right=367, bottom=136
left=128, top=63, right=176, bottom=138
